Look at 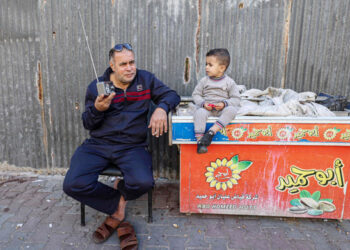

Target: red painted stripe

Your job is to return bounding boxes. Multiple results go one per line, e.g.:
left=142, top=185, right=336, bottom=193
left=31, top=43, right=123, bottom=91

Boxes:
left=127, top=94, right=151, bottom=101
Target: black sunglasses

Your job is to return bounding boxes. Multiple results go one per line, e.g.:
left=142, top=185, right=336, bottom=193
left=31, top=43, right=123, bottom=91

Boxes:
left=109, top=43, right=133, bottom=59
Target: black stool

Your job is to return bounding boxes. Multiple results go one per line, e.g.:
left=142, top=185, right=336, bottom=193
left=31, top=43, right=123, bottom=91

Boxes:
left=80, top=166, right=153, bottom=226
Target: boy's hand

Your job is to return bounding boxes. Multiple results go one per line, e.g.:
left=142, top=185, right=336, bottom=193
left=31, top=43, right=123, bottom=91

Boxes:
left=94, top=92, right=116, bottom=112
left=214, top=102, right=225, bottom=111
left=204, top=103, right=214, bottom=111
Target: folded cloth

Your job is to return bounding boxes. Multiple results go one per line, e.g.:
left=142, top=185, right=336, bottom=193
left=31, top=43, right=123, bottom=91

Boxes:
left=238, top=87, right=335, bottom=117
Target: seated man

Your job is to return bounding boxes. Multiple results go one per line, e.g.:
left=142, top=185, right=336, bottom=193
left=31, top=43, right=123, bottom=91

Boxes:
left=63, top=43, right=180, bottom=245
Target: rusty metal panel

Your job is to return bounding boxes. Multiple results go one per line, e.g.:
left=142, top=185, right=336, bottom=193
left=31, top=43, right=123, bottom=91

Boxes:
left=149, top=132, right=179, bottom=180
left=106, top=0, right=198, bottom=97
left=285, top=0, right=350, bottom=96
left=0, top=0, right=46, bottom=169
left=1, top=0, right=350, bottom=180
left=196, top=0, right=288, bottom=92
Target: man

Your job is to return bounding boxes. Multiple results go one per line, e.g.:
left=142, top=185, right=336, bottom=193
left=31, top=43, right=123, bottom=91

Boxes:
left=63, top=43, right=180, bottom=245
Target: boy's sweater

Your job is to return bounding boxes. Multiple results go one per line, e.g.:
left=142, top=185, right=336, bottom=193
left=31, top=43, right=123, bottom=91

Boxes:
left=192, top=75, right=241, bottom=108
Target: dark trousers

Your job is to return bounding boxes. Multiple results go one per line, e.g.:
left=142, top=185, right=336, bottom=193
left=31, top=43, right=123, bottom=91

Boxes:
left=63, top=140, right=154, bottom=215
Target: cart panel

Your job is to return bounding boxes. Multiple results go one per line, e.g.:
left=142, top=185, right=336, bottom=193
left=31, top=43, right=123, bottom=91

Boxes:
left=180, top=144, right=350, bottom=219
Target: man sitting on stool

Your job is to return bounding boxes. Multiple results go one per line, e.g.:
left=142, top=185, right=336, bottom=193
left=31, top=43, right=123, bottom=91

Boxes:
left=63, top=43, right=180, bottom=246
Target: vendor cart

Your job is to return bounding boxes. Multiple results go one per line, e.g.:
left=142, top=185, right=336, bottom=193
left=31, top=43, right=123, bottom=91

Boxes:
left=170, top=112, right=350, bottom=219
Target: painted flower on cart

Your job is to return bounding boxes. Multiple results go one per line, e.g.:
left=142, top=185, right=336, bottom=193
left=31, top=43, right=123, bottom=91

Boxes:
left=205, top=155, right=252, bottom=191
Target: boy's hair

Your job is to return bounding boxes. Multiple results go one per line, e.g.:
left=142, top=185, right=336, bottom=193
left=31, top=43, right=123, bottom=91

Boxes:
left=206, top=48, right=230, bottom=71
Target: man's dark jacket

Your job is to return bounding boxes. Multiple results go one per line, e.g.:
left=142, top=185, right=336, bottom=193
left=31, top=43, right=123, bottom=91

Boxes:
left=82, top=67, right=180, bottom=146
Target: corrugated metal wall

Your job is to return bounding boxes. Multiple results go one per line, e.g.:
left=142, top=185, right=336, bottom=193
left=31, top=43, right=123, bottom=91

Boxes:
left=1, top=0, right=349, bottom=179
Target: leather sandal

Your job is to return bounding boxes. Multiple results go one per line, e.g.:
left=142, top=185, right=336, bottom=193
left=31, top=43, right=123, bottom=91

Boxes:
left=117, top=221, right=138, bottom=250
left=92, top=216, right=122, bottom=243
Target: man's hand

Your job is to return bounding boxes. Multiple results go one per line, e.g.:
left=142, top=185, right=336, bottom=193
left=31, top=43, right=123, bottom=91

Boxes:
left=214, top=102, right=225, bottom=111
left=204, top=102, right=213, bottom=111
left=94, top=92, right=116, bottom=112
left=148, top=107, right=167, bottom=137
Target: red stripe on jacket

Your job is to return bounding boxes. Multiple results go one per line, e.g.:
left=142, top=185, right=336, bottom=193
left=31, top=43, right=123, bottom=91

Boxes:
left=112, top=89, right=151, bottom=103
left=127, top=89, right=150, bottom=96
left=112, top=97, right=125, bottom=103
left=127, top=94, right=151, bottom=101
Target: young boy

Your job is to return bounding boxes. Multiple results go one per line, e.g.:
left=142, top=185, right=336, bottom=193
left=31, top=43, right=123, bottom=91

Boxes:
left=192, top=48, right=241, bottom=154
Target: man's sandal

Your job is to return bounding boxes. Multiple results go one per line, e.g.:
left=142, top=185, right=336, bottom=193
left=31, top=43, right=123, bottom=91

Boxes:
left=92, top=216, right=123, bottom=243
left=117, top=221, right=138, bottom=250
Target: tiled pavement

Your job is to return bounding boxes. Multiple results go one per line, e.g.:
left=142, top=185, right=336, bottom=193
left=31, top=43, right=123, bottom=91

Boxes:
left=1, top=173, right=350, bottom=250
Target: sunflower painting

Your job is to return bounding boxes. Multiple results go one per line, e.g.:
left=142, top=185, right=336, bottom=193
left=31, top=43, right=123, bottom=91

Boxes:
left=205, top=155, right=253, bottom=191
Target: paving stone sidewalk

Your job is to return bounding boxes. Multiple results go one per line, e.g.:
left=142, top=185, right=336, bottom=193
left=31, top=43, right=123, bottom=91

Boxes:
left=1, top=173, right=350, bottom=250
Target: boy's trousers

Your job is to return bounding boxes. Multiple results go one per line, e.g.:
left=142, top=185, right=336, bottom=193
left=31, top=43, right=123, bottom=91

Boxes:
left=194, top=106, right=238, bottom=134
left=63, top=140, right=154, bottom=215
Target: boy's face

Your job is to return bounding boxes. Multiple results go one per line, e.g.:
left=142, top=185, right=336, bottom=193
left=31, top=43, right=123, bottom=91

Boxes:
left=205, top=56, right=226, bottom=78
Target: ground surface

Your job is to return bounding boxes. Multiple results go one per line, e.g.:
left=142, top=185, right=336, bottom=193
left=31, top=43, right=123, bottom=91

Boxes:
left=1, top=173, right=350, bottom=250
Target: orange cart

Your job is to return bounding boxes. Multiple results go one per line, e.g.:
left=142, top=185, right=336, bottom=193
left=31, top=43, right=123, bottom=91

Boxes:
left=170, top=114, right=350, bottom=219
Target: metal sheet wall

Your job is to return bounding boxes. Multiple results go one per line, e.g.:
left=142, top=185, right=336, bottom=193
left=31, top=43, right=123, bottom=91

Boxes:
left=286, top=0, right=350, bottom=94
left=1, top=0, right=349, bottom=178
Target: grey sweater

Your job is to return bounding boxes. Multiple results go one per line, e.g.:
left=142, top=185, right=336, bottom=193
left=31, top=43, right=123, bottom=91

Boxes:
left=192, top=75, right=241, bottom=108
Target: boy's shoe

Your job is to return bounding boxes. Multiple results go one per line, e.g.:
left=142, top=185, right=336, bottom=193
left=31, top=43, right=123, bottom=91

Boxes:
left=197, top=142, right=208, bottom=154
left=199, top=130, right=215, bottom=146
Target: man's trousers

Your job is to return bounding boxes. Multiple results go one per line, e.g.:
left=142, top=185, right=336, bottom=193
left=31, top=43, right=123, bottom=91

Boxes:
left=63, top=140, right=154, bottom=215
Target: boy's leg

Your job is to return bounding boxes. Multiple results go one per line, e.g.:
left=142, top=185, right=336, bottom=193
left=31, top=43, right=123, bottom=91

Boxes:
left=193, top=108, right=210, bottom=140
left=200, top=106, right=238, bottom=148
left=213, top=106, right=238, bottom=131
left=194, top=108, right=212, bottom=153
left=63, top=143, right=121, bottom=215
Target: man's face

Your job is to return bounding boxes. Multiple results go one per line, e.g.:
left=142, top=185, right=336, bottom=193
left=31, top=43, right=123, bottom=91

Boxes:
left=205, top=56, right=226, bottom=78
left=110, top=49, right=136, bottom=85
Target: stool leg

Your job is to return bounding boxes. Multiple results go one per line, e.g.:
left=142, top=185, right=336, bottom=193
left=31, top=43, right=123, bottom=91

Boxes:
left=81, top=203, right=86, bottom=226
left=148, top=189, right=153, bottom=223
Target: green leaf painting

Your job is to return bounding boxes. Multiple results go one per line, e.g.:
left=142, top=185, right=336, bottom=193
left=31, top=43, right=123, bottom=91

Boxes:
left=299, top=190, right=311, bottom=198
left=290, top=199, right=302, bottom=206
left=231, top=155, right=238, bottom=164
left=236, top=161, right=253, bottom=171
left=311, top=191, right=321, bottom=202
left=288, top=190, right=335, bottom=216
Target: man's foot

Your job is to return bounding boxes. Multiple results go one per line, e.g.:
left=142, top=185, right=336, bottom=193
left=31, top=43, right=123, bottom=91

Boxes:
left=118, top=221, right=138, bottom=250
left=92, top=193, right=128, bottom=243
left=197, top=142, right=208, bottom=154
left=92, top=216, right=123, bottom=243
left=199, top=130, right=215, bottom=146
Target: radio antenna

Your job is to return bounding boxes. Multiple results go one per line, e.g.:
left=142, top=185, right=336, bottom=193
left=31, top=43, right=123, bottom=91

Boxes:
left=78, top=11, right=99, bottom=83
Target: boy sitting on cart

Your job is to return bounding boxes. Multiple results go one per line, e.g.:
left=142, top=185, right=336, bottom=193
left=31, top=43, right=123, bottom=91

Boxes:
left=192, top=48, right=241, bottom=154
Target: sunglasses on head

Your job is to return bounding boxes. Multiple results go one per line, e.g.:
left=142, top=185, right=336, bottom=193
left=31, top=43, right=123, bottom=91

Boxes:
left=113, top=43, right=132, bottom=51
left=109, top=43, right=133, bottom=59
